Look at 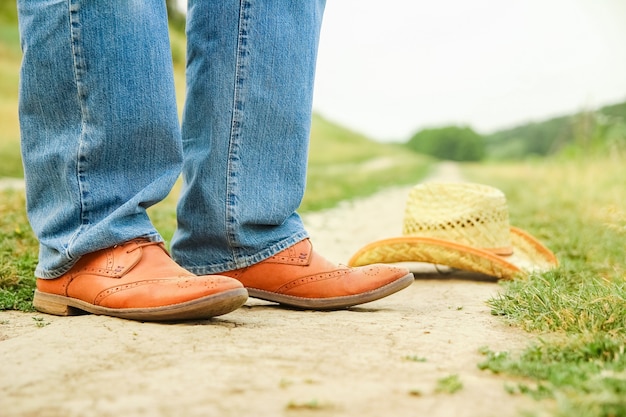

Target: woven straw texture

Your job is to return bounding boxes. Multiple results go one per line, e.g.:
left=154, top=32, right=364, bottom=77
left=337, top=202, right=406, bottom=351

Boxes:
left=403, top=183, right=511, bottom=252
left=348, top=182, right=558, bottom=279
left=507, top=227, right=558, bottom=271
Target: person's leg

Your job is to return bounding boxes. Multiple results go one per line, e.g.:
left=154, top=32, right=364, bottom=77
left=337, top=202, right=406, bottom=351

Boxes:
left=17, top=0, right=247, bottom=320
left=172, top=0, right=320, bottom=272
left=18, top=0, right=180, bottom=278
left=174, top=0, right=413, bottom=309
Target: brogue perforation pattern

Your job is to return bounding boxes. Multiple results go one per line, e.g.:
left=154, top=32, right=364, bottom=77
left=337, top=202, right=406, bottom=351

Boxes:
left=105, top=248, right=115, bottom=271
left=361, top=265, right=404, bottom=277
left=93, top=279, right=167, bottom=304
left=269, top=248, right=310, bottom=265
left=270, top=255, right=309, bottom=264
left=79, top=267, right=126, bottom=278
left=276, top=269, right=350, bottom=292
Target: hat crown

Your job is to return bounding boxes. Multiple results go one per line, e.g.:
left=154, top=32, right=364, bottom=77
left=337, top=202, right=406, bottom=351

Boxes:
left=402, top=182, right=512, bottom=253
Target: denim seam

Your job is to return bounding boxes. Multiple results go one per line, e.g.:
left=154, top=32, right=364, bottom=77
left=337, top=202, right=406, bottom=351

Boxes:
left=225, top=0, right=251, bottom=265
left=66, top=0, right=88, bottom=260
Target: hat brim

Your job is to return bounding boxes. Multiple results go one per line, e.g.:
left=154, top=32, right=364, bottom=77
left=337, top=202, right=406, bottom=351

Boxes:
left=348, top=226, right=558, bottom=280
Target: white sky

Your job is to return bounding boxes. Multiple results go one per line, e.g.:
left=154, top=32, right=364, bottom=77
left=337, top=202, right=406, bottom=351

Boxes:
left=176, top=0, right=626, bottom=141
left=314, top=0, right=626, bottom=141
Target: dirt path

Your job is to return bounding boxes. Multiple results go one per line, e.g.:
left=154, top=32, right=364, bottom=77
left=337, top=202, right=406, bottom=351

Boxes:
left=0, top=177, right=24, bottom=191
left=0, top=163, right=538, bottom=417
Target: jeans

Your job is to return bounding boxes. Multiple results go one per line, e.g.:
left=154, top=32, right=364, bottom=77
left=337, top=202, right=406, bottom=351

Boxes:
left=17, top=0, right=325, bottom=278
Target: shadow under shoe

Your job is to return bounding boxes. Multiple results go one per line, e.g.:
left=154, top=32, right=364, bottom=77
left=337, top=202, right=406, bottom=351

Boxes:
left=220, top=239, right=414, bottom=310
left=33, top=240, right=248, bottom=321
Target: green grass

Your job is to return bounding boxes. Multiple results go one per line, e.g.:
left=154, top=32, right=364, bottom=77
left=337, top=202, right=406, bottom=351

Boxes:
left=435, top=374, right=463, bottom=394
left=0, top=17, right=22, bottom=178
left=464, top=152, right=626, bottom=417
left=0, top=190, right=37, bottom=311
left=304, top=114, right=432, bottom=212
left=488, top=272, right=626, bottom=336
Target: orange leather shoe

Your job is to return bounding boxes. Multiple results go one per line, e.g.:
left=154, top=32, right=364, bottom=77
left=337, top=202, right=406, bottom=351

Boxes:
left=220, top=239, right=413, bottom=309
left=33, top=240, right=248, bottom=321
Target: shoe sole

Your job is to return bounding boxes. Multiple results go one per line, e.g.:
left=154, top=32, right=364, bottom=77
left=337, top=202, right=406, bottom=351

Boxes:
left=32, top=288, right=249, bottom=321
left=246, top=272, right=414, bottom=310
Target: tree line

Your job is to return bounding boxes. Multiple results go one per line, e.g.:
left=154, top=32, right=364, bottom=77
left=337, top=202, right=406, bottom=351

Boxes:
left=405, top=100, right=626, bottom=161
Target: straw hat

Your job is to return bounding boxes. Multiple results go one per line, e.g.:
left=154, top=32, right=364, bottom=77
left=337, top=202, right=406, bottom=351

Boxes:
left=348, top=182, right=558, bottom=279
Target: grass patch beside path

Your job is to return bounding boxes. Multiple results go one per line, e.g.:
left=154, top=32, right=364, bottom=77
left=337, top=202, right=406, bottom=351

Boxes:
left=465, top=154, right=626, bottom=417
left=305, top=114, right=432, bottom=211
left=0, top=190, right=37, bottom=311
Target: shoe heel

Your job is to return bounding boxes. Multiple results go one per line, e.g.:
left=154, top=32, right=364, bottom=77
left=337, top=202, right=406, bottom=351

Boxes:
left=33, top=290, right=82, bottom=316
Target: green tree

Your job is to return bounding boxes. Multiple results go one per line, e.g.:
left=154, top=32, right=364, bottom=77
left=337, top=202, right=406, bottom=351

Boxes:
left=406, top=125, right=485, bottom=161
left=484, top=100, right=626, bottom=159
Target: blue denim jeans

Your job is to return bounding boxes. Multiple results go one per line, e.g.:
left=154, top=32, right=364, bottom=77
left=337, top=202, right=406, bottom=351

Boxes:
left=17, top=0, right=325, bottom=278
